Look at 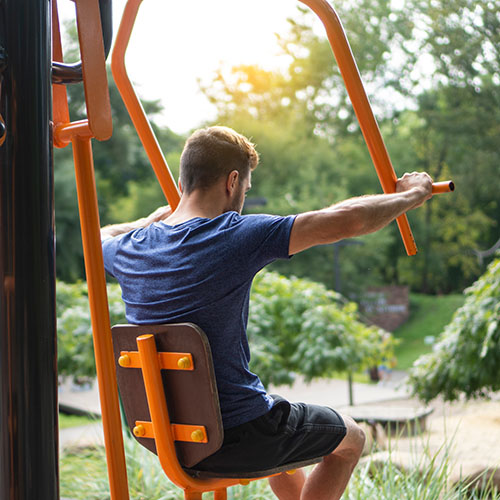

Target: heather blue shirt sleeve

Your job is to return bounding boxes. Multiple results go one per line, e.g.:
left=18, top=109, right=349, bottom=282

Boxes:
left=102, top=235, right=121, bottom=277
left=229, top=213, right=296, bottom=275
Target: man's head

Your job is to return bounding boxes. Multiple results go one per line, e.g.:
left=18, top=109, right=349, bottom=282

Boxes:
left=179, top=126, right=259, bottom=198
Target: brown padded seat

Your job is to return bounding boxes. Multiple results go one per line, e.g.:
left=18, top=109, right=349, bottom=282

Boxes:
left=112, top=323, right=323, bottom=477
left=112, top=323, right=224, bottom=468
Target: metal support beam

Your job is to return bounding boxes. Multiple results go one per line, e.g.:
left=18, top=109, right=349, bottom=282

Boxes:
left=0, top=0, right=58, bottom=499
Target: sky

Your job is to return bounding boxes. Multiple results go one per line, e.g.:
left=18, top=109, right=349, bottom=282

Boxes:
left=59, top=0, right=315, bottom=134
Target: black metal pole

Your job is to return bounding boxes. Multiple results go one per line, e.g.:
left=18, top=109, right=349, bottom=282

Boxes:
left=0, top=1, right=58, bottom=499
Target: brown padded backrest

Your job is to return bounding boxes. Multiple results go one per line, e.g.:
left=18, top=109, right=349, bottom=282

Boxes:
left=111, top=323, right=224, bottom=468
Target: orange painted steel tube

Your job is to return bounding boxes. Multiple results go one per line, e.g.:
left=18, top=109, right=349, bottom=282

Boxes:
left=71, top=131, right=130, bottom=500
left=111, top=0, right=180, bottom=210
left=136, top=334, right=239, bottom=494
left=432, top=181, right=455, bottom=194
left=299, top=0, right=453, bottom=255
left=54, top=120, right=93, bottom=146
left=214, top=490, right=228, bottom=500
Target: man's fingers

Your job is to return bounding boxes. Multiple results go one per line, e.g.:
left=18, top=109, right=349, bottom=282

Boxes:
left=396, top=172, right=433, bottom=195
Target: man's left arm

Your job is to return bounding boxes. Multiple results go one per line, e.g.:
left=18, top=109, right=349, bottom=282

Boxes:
left=100, top=205, right=172, bottom=240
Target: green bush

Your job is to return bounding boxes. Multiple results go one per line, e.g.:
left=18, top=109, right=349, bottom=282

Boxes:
left=57, top=272, right=396, bottom=386
left=409, top=256, right=500, bottom=402
left=57, top=280, right=126, bottom=381
left=248, top=272, right=396, bottom=387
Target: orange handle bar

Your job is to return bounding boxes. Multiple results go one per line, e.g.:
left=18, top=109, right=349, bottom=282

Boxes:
left=300, top=0, right=453, bottom=255
left=432, top=181, right=455, bottom=194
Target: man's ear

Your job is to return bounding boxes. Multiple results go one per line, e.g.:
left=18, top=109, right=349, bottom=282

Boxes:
left=226, top=170, right=239, bottom=195
left=178, top=179, right=183, bottom=193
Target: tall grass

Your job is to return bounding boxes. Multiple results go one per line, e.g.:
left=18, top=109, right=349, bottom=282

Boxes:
left=60, top=431, right=499, bottom=500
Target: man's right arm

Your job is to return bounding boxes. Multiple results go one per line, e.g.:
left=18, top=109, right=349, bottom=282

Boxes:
left=289, top=172, right=433, bottom=255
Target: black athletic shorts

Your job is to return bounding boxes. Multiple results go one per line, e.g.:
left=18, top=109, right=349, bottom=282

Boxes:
left=190, top=395, right=347, bottom=474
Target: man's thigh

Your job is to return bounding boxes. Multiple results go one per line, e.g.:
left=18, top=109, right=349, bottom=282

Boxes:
left=190, top=396, right=347, bottom=474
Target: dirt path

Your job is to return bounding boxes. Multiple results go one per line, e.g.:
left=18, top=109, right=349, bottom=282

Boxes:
left=364, top=395, right=500, bottom=485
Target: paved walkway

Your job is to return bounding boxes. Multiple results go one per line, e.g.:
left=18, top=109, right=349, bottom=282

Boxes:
left=59, top=371, right=411, bottom=451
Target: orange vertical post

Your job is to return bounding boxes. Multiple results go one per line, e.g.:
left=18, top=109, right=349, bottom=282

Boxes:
left=69, top=125, right=130, bottom=500
left=53, top=0, right=129, bottom=496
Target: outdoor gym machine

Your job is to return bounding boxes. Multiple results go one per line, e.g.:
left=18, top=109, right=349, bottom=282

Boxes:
left=0, top=0, right=454, bottom=499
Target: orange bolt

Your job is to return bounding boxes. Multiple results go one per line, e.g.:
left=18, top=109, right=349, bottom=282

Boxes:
left=133, top=425, right=146, bottom=437
left=177, top=356, right=191, bottom=370
left=118, top=354, right=131, bottom=367
left=191, top=429, right=205, bottom=442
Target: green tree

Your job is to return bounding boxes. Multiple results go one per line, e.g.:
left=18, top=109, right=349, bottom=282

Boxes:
left=393, top=80, right=499, bottom=292
left=57, top=273, right=396, bottom=389
left=57, top=281, right=126, bottom=381
left=201, top=1, right=500, bottom=293
left=54, top=23, right=185, bottom=281
left=409, top=255, right=500, bottom=401
left=248, top=271, right=396, bottom=388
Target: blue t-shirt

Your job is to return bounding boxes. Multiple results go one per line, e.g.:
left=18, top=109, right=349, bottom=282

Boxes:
left=102, top=211, right=296, bottom=428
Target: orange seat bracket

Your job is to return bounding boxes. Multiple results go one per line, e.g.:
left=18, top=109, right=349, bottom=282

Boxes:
left=133, top=421, right=208, bottom=444
left=118, top=350, right=194, bottom=371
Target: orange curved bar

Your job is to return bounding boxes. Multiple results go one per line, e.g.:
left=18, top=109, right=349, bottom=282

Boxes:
left=136, top=334, right=240, bottom=494
left=111, top=0, right=180, bottom=210
left=299, top=0, right=453, bottom=255
left=74, top=0, right=112, bottom=140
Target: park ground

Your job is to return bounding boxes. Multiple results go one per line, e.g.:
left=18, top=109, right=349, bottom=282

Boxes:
left=59, top=371, right=500, bottom=497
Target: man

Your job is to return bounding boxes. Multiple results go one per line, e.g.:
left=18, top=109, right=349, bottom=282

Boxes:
left=101, top=126, right=433, bottom=500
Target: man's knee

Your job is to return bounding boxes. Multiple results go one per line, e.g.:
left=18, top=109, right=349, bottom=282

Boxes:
left=333, top=414, right=366, bottom=461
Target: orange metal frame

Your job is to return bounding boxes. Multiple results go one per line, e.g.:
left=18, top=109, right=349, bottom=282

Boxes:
left=299, top=0, right=453, bottom=255
left=52, top=0, right=454, bottom=498
left=110, top=0, right=181, bottom=210
left=112, top=0, right=452, bottom=257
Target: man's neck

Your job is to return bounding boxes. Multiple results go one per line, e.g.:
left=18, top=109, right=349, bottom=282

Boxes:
left=163, top=190, right=226, bottom=226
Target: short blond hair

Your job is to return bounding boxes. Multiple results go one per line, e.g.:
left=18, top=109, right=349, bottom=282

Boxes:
left=179, top=126, right=259, bottom=194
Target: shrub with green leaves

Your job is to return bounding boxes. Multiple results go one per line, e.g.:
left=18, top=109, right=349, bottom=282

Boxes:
left=409, top=256, right=500, bottom=402
left=57, top=272, right=395, bottom=386
left=248, top=272, right=396, bottom=387
left=57, top=280, right=126, bottom=381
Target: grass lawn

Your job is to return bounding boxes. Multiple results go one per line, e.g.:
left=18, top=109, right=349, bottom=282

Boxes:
left=59, top=412, right=99, bottom=429
left=393, top=293, right=465, bottom=370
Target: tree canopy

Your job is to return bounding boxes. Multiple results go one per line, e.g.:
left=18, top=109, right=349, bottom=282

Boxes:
left=409, top=254, right=500, bottom=401
left=199, top=0, right=500, bottom=294
left=248, top=271, right=396, bottom=387
left=55, top=1, right=500, bottom=296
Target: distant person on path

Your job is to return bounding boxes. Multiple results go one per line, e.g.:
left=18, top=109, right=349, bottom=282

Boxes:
left=101, top=126, right=433, bottom=500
